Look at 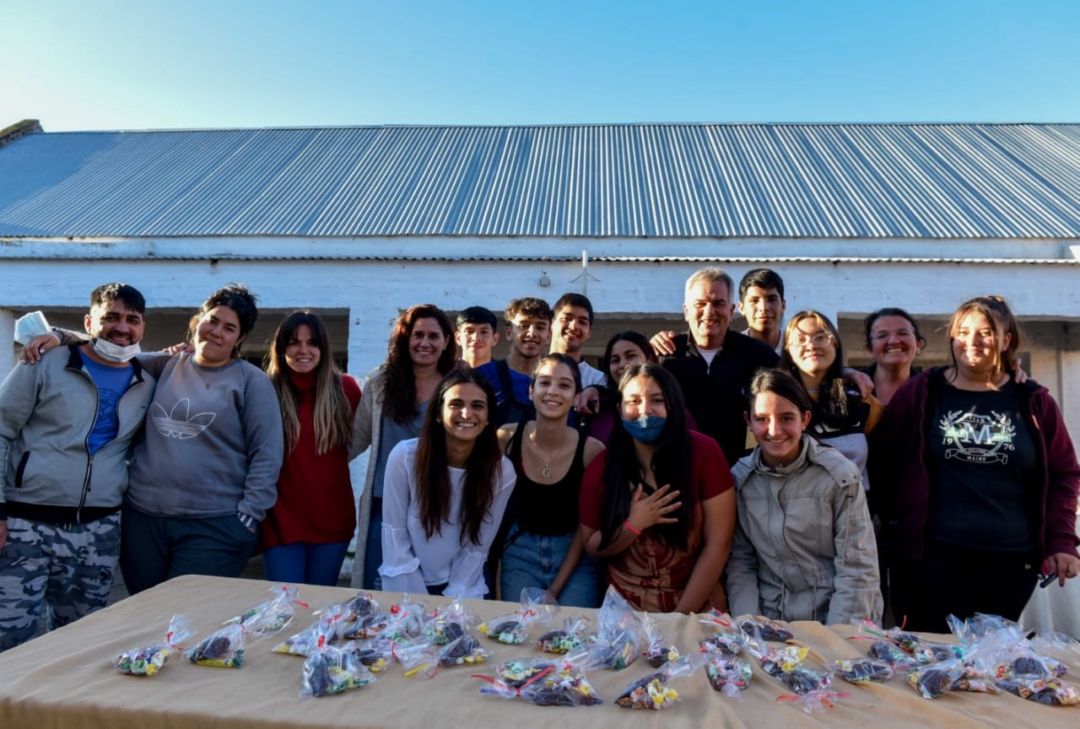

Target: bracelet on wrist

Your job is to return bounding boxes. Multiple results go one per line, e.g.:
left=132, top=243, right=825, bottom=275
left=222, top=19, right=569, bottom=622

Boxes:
left=623, top=519, right=642, bottom=537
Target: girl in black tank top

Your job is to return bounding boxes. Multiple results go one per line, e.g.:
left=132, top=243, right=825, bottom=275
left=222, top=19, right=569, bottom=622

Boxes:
left=507, top=422, right=587, bottom=535
left=494, top=354, right=605, bottom=608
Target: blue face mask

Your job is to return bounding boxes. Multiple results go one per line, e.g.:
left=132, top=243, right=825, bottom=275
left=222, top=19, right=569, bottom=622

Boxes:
left=622, top=415, right=666, bottom=443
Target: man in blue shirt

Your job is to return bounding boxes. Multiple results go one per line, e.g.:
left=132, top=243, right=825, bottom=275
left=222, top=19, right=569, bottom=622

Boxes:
left=0, top=283, right=154, bottom=650
left=456, top=306, right=532, bottom=426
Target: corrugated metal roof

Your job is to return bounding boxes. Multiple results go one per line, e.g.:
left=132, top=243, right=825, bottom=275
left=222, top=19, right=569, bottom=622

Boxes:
left=3, top=251, right=1076, bottom=265
left=0, top=124, right=1077, bottom=239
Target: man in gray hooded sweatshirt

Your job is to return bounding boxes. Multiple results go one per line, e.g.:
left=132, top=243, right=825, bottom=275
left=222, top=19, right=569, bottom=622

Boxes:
left=0, top=283, right=155, bottom=650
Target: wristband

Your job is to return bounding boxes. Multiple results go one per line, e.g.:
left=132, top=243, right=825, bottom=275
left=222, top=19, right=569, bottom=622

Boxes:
left=623, top=520, right=642, bottom=537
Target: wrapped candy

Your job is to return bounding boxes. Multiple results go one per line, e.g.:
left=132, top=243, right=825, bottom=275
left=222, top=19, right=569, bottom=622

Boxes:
left=113, top=615, right=194, bottom=676
left=867, top=641, right=917, bottom=670
left=438, top=631, right=490, bottom=667
left=585, top=630, right=638, bottom=671
left=585, top=587, right=643, bottom=671
left=950, top=664, right=999, bottom=695
left=906, top=663, right=963, bottom=699
left=537, top=617, right=589, bottom=654
left=300, top=613, right=376, bottom=698
left=758, top=645, right=809, bottom=677
left=705, top=654, right=753, bottom=698
left=478, top=588, right=555, bottom=645
left=382, top=596, right=430, bottom=643
left=614, top=654, right=707, bottom=710
left=345, top=640, right=393, bottom=673
left=640, top=612, right=680, bottom=667
left=230, top=584, right=309, bottom=639
left=187, top=624, right=246, bottom=668
left=700, top=630, right=748, bottom=656
left=341, top=611, right=391, bottom=641
left=698, top=610, right=749, bottom=656
left=852, top=619, right=961, bottom=665
left=475, top=654, right=603, bottom=707
left=736, top=616, right=794, bottom=643
left=995, top=677, right=1080, bottom=707
left=780, top=666, right=831, bottom=695
left=272, top=621, right=322, bottom=657
left=1002, top=653, right=1068, bottom=680
left=426, top=598, right=476, bottom=645
left=397, top=641, right=440, bottom=680
left=834, top=658, right=894, bottom=685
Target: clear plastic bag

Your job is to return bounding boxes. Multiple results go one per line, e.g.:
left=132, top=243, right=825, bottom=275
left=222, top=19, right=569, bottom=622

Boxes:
left=834, top=658, right=894, bottom=685
left=230, top=584, right=309, bottom=639
left=905, top=662, right=963, bottom=699
left=426, top=598, right=476, bottom=645
left=640, top=612, right=680, bottom=667
left=186, top=623, right=247, bottom=668
left=736, top=615, right=794, bottom=643
left=995, top=677, right=1080, bottom=706
left=613, top=654, right=707, bottom=710
left=705, top=654, right=753, bottom=698
left=475, top=653, right=603, bottom=707
left=537, top=617, right=589, bottom=654
left=113, top=615, right=194, bottom=676
left=382, top=595, right=430, bottom=643
left=585, top=587, right=643, bottom=670
left=478, top=587, right=555, bottom=645
left=299, top=612, right=376, bottom=698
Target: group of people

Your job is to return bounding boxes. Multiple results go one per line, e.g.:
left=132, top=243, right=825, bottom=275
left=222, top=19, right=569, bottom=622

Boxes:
left=1, top=266, right=1077, bottom=653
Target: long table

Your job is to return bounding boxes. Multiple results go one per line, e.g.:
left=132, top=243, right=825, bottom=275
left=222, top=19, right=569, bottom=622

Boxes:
left=0, top=575, right=1076, bottom=728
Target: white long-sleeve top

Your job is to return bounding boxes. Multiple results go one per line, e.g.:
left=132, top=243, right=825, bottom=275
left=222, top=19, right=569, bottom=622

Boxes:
left=379, top=438, right=515, bottom=598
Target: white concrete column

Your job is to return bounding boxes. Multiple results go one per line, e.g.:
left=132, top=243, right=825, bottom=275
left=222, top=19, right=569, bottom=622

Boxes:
left=344, top=300, right=402, bottom=495
left=1062, top=322, right=1080, bottom=441
left=0, top=309, right=14, bottom=381
left=345, top=304, right=401, bottom=382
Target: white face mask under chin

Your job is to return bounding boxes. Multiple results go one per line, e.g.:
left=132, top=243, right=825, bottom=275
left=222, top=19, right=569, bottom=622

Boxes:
left=92, top=338, right=141, bottom=363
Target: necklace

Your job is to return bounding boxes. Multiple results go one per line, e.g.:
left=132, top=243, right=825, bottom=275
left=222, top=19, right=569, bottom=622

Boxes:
left=527, top=425, right=565, bottom=480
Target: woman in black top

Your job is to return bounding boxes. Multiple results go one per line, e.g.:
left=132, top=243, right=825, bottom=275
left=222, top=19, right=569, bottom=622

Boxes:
left=496, top=353, right=606, bottom=607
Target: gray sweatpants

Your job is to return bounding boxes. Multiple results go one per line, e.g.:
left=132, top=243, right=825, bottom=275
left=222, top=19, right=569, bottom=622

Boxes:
left=0, top=514, right=120, bottom=651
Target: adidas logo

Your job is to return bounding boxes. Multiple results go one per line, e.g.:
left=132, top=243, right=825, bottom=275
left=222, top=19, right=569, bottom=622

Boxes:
left=151, top=398, right=216, bottom=440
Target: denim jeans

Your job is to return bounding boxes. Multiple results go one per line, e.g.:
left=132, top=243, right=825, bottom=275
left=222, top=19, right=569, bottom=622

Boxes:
left=262, top=541, right=349, bottom=586
left=362, top=511, right=383, bottom=591
left=500, top=527, right=601, bottom=608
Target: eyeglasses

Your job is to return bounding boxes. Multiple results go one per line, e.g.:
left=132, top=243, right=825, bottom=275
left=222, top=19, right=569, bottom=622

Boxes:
left=789, top=332, right=833, bottom=347
left=870, top=329, right=914, bottom=342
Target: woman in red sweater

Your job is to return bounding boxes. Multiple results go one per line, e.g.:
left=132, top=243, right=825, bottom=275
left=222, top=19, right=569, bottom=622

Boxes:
left=261, top=311, right=361, bottom=585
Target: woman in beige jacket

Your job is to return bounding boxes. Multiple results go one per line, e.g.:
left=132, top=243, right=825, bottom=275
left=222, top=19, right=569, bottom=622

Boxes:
left=725, top=369, right=882, bottom=625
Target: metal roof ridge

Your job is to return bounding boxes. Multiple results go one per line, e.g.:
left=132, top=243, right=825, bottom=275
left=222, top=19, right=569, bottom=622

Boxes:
left=27, top=121, right=1080, bottom=135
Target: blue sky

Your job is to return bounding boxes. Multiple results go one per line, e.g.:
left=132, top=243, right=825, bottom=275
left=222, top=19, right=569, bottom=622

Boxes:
left=4, top=0, right=1078, bottom=131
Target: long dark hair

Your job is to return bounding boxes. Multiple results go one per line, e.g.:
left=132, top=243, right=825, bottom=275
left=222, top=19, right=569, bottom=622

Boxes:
left=863, top=307, right=926, bottom=351
left=384, top=304, right=457, bottom=423
left=782, top=310, right=851, bottom=422
left=599, top=363, right=694, bottom=551
left=265, top=311, right=352, bottom=454
left=601, top=331, right=657, bottom=391
left=414, top=366, right=502, bottom=545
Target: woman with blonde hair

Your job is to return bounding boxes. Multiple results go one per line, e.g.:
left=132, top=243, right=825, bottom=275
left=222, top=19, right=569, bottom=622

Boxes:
left=261, top=311, right=361, bottom=585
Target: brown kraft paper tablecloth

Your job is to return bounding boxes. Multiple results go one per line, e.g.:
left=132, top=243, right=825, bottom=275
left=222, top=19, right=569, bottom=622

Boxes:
left=0, top=575, right=1076, bottom=729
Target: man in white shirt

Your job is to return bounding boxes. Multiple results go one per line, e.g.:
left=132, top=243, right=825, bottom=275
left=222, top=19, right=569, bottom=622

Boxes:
left=550, top=293, right=605, bottom=413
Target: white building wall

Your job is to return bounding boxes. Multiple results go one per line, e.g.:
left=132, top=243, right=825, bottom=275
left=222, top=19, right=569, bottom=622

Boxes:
left=0, top=254, right=1078, bottom=433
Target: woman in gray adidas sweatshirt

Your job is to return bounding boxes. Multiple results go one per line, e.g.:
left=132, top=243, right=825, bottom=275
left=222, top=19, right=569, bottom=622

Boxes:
left=119, top=285, right=284, bottom=593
